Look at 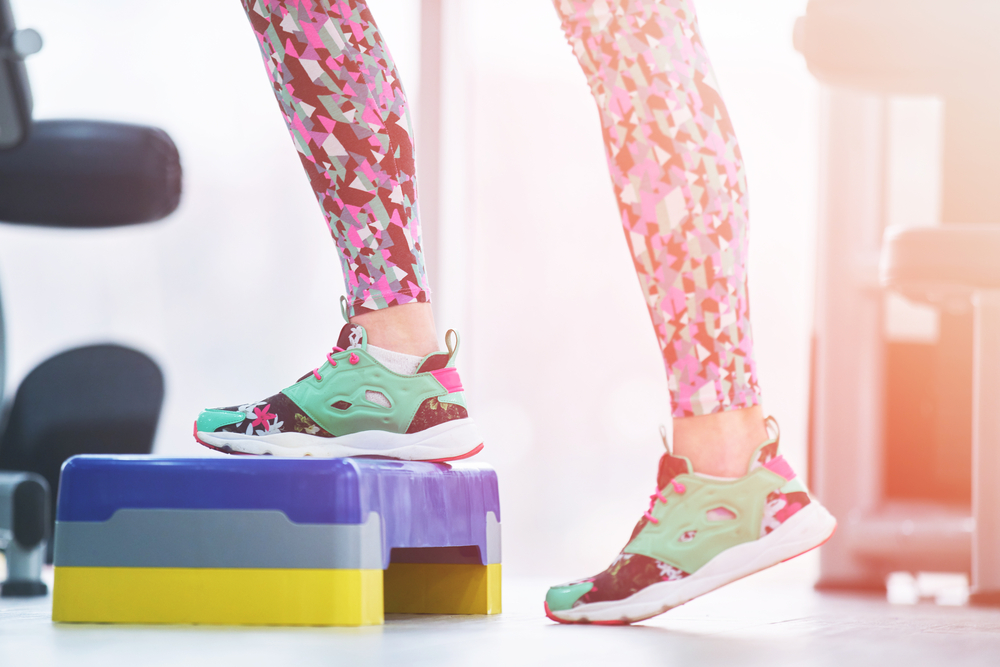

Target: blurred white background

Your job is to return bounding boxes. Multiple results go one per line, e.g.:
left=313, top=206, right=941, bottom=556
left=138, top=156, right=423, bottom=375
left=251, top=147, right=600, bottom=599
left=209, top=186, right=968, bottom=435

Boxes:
left=4, top=0, right=818, bottom=578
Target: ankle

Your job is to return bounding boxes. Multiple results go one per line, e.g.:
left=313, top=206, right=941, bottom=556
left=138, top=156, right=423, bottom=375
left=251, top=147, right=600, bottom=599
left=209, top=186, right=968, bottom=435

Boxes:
left=350, top=302, right=439, bottom=357
left=672, top=406, right=768, bottom=477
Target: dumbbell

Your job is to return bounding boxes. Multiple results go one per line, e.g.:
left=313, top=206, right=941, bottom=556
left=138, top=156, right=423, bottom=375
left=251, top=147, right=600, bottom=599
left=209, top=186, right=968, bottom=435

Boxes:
left=0, top=471, right=49, bottom=596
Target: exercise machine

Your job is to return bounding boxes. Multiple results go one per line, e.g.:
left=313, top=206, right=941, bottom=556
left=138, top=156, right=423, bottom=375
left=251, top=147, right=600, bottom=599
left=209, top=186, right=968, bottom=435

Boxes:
left=796, top=0, right=1000, bottom=600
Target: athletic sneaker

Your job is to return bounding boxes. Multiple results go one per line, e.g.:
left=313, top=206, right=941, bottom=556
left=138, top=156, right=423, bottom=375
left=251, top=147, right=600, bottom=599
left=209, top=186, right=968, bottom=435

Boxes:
left=544, top=419, right=836, bottom=624
left=193, top=322, right=483, bottom=461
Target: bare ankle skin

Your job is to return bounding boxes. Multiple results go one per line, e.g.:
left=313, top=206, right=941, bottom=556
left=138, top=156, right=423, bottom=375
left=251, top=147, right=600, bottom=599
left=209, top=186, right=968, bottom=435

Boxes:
left=672, top=405, right=769, bottom=478
left=350, top=302, right=439, bottom=357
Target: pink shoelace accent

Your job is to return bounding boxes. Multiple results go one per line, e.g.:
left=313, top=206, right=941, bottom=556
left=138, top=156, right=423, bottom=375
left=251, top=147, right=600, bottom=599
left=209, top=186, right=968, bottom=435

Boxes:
left=643, top=489, right=668, bottom=524
left=311, top=346, right=347, bottom=382
left=642, top=479, right=686, bottom=525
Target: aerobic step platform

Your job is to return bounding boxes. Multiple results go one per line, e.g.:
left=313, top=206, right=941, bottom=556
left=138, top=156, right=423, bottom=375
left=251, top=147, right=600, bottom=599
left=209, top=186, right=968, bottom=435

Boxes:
left=51, top=456, right=500, bottom=626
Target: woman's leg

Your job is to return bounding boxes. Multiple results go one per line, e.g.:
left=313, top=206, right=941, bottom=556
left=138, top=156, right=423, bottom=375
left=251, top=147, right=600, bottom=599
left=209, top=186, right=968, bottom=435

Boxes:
left=545, top=0, right=836, bottom=624
left=242, top=0, right=437, bottom=356
left=555, top=0, right=765, bottom=475
left=192, top=0, right=481, bottom=460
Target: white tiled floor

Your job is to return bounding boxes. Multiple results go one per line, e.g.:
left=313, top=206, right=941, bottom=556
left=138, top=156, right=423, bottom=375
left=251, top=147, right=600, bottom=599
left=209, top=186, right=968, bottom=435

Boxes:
left=3, top=558, right=1000, bottom=667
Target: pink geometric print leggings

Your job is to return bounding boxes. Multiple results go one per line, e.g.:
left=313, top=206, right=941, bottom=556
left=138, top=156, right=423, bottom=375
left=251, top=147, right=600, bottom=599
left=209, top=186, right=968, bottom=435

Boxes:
left=241, top=0, right=761, bottom=418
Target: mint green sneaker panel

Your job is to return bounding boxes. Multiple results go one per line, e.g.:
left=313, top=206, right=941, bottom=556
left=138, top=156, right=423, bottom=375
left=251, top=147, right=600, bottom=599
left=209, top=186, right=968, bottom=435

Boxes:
left=545, top=581, right=594, bottom=612
left=197, top=409, right=246, bottom=432
left=438, top=391, right=467, bottom=410
left=780, top=477, right=808, bottom=495
left=282, top=352, right=446, bottom=437
left=624, top=468, right=787, bottom=574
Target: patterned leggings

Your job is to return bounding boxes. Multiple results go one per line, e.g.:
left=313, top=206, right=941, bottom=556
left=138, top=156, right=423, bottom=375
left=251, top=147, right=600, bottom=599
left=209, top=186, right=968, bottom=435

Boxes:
left=242, top=0, right=760, bottom=417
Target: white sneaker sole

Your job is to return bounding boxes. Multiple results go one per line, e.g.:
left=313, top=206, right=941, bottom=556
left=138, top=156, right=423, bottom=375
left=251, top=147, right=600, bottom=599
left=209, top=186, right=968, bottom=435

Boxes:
left=195, top=418, right=484, bottom=461
left=546, top=501, right=837, bottom=624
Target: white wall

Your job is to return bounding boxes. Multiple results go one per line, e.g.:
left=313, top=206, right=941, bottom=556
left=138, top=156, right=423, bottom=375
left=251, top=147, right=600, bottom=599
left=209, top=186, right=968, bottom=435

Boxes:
left=4, top=0, right=818, bottom=578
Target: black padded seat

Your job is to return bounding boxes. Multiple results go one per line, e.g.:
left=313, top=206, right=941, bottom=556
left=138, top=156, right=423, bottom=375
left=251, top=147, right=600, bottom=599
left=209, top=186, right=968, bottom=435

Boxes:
left=0, top=344, right=163, bottom=562
left=880, top=225, right=1000, bottom=304
left=0, top=120, right=182, bottom=227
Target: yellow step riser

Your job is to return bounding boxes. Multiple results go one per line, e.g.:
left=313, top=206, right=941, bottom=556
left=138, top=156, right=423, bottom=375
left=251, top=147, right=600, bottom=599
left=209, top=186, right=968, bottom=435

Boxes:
left=384, top=563, right=502, bottom=615
left=53, top=563, right=501, bottom=626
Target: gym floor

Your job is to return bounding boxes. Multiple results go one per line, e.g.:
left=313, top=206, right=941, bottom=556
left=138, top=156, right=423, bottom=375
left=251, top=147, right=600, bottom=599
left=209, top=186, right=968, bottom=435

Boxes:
left=3, top=555, right=999, bottom=666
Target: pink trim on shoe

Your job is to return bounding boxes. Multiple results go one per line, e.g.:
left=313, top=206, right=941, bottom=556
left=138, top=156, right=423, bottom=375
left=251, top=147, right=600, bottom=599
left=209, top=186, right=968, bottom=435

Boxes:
left=544, top=601, right=630, bottom=626
left=423, top=442, right=485, bottom=464
left=430, top=367, right=463, bottom=393
left=764, top=455, right=796, bottom=481
left=192, top=421, right=254, bottom=456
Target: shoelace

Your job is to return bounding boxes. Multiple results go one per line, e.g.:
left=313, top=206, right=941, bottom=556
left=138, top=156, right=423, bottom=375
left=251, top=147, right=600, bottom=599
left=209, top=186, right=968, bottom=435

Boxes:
left=643, top=479, right=686, bottom=525
left=310, top=346, right=359, bottom=381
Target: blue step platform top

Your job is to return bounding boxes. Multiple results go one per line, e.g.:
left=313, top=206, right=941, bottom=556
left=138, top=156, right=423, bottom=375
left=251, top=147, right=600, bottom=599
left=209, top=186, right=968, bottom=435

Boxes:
left=55, top=456, right=501, bottom=570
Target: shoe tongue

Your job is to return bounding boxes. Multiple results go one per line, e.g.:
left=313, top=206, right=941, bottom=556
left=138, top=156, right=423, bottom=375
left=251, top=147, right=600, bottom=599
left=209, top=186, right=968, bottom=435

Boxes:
left=336, top=322, right=367, bottom=351
left=656, top=452, right=692, bottom=490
